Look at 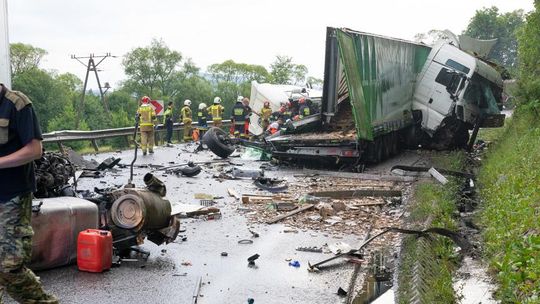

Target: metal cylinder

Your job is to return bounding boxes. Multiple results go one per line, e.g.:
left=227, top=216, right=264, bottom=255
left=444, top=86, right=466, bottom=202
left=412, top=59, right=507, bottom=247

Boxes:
left=110, top=188, right=172, bottom=231
left=144, top=173, right=167, bottom=197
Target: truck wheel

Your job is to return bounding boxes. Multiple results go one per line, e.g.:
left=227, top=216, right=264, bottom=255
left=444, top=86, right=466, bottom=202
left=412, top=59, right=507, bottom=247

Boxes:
left=202, top=127, right=235, bottom=158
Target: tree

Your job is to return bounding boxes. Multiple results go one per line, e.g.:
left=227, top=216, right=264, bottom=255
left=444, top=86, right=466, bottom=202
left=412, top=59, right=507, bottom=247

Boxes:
left=9, top=43, right=47, bottom=77
left=464, top=7, right=525, bottom=71
left=516, top=2, right=540, bottom=111
left=122, top=39, right=183, bottom=97
left=207, top=60, right=270, bottom=84
left=270, top=55, right=309, bottom=85
left=12, top=69, right=72, bottom=132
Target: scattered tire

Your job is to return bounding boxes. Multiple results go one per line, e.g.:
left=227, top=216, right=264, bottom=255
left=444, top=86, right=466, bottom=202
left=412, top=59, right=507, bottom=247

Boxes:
left=202, top=127, right=235, bottom=158
left=179, top=164, right=202, bottom=177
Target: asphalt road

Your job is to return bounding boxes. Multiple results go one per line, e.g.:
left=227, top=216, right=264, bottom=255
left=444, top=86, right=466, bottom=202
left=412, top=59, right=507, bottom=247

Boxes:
left=19, top=143, right=389, bottom=304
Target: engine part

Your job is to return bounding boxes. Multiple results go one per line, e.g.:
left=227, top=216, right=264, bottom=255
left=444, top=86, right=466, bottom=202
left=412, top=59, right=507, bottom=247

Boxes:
left=109, top=188, right=172, bottom=231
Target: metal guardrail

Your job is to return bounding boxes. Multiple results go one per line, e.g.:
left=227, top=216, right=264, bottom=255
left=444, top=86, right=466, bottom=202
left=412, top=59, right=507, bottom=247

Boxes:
left=42, top=120, right=232, bottom=152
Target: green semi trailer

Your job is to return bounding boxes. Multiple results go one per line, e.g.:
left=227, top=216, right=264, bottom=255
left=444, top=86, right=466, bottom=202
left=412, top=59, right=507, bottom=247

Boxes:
left=266, top=27, right=505, bottom=164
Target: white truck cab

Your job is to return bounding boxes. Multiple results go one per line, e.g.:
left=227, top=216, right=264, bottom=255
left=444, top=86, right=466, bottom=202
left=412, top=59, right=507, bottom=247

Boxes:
left=413, top=42, right=504, bottom=137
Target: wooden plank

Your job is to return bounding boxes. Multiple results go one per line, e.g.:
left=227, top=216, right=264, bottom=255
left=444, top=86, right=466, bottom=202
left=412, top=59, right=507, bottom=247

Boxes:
left=266, top=204, right=314, bottom=224
left=308, top=189, right=402, bottom=199
left=242, top=196, right=295, bottom=204
left=227, top=188, right=240, bottom=200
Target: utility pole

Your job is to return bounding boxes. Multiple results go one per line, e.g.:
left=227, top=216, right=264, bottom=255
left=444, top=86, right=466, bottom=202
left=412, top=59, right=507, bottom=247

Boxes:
left=71, top=53, right=115, bottom=127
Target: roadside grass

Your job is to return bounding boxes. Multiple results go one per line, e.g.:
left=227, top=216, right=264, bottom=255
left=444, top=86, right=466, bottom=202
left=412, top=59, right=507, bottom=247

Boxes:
left=477, top=110, right=540, bottom=302
left=398, top=151, right=464, bottom=303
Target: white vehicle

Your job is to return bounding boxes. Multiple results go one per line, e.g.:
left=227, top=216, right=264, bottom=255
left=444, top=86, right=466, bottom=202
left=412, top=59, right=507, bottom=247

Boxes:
left=412, top=41, right=504, bottom=147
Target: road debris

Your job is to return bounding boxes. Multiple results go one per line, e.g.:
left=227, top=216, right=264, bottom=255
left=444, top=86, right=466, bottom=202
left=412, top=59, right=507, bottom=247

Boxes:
left=221, top=252, right=228, bottom=257
left=238, top=239, right=254, bottom=245
left=191, top=276, right=202, bottom=304
left=288, top=260, right=301, bottom=267
left=227, top=188, right=241, bottom=200
left=428, top=167, right=449, bottom=185
left=296, top=246, right=323, bottom=253
left=266, top=204, right=315, bottom=224
left=253, top=177, right=288, bottom=193
left=247, top=254, right=260, bottom=265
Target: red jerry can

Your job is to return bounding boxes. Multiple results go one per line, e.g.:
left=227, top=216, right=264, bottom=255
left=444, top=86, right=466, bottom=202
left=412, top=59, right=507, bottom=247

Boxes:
left=77, top=229, right=113, bottom=273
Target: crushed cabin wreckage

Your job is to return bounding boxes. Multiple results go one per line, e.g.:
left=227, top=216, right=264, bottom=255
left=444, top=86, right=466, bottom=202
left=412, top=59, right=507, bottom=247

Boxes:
left=203, top=27, right=506, bottom=168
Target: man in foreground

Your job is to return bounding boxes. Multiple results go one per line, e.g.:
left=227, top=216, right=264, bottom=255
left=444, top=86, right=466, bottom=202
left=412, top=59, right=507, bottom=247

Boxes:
left=0, top=84, right=58, bottom=303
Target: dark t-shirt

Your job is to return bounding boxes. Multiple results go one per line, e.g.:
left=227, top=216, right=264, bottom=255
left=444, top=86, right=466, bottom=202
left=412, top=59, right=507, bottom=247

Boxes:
left=0, top=84, right=43, bottom=202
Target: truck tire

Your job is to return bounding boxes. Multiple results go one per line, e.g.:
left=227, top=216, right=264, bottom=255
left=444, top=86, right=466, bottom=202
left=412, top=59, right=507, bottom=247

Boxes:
left=202, top=127, right=235, bottom=158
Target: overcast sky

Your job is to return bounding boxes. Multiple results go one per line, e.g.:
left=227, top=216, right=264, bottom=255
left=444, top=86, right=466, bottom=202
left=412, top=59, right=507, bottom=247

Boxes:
left=7, top=0, right=534, bottom=91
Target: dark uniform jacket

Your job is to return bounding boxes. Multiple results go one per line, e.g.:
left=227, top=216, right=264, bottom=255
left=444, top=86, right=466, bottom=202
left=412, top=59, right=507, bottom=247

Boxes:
left=0, top=84, right=43, bottom=202
left=231, top=102, right=247, bottom=124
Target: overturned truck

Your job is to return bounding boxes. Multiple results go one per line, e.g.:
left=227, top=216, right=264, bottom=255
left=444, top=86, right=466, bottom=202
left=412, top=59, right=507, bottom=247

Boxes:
left=259, top=27, right=505, bottom=164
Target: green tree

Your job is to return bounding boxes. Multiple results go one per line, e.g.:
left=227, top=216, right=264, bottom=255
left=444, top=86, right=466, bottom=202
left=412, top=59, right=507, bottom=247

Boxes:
left=270, top=55, right=309, bottom=85
left=9, top=43, right=47, bottom=77
left=464, top=7, right=525, bottom=71
left=12, top=69, right=72, bottom=132
left=207, top=60, right=270, bottom=84
left=122, top=39, right=183, bottom=97
left=47, top=102, right=89, bottom=150
left=516, top=1, right=540, bottom=112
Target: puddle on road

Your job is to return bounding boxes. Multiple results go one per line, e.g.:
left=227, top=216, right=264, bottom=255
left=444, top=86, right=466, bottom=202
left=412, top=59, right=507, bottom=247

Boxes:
left=353, top=275, right=393, bottom=304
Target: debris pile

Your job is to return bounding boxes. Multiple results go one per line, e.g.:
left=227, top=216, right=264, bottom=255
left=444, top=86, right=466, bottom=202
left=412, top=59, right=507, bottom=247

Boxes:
left=34, top=152, right=76, bottom=198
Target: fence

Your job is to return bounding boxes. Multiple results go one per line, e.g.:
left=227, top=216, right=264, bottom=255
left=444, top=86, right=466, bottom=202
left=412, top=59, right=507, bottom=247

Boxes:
left=42, top=120, right=232, bottom=153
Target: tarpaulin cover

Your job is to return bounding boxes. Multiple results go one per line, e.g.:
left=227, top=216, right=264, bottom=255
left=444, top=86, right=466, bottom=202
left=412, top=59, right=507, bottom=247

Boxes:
left=335, top=29, right=431, bottom=140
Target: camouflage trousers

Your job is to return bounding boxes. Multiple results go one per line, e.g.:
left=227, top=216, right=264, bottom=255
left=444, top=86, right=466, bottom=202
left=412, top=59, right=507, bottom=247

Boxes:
left=0, top=194, right=58, bottom=304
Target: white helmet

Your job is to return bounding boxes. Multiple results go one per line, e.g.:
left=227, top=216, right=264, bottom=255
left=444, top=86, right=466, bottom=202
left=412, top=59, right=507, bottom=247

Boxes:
left=213, top=97, right=221, bottom=104
left=198, top=103, right=207, bottom=110
left=184, top=99, right=192, bottom=106
left=237, top=96, right=244, bottom=102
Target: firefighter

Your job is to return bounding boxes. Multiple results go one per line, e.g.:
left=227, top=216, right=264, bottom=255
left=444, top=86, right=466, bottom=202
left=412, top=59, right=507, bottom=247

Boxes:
left=181, top=99, right=193, bottom=142
left=137, top=96, right=157, bottom=155
left=231, top=96, right=247, bottom=138
left=298, top=97, right=311, bottom=119
left=163, top=101, right=174, bottom=146
left=282, top=102, right=293, bottom=121
left=242, top=97, right=252, bottom=138
left=197, top=103, right=208, bottom=138
left=208, top=97, right=225, bottom=128
left=260, top=100, right=273, bottom=131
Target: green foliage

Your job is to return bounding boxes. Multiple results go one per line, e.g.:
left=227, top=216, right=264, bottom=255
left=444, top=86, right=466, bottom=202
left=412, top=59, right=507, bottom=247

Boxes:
left=516, top=2, right=540, bottom=112
left=47, top=102, right=89, bottom=150
left=398, top=154, right=464, bottom=303
left=12, top=69, right=72, bottom=132
left=478, top=110, right=540, bottom=302
left=9, top=43, right=47, bottom=77
left=207, top=59, right=270, bottom=84
left=122, top=38, right=183, bottom=97
left=270, top=55, right=308, bottom=85
left=464, top=6, right=525, bottom=72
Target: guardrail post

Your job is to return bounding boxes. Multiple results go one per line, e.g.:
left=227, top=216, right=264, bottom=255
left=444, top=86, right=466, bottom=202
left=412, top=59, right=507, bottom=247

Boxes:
left=57, top=142, right=65, bottom=154
left=91, top=139, right=99, bottom=152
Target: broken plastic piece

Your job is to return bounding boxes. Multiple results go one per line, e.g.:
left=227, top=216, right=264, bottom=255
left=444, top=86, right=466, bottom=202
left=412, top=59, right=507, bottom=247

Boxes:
left=288, top=260, right=301, bottom=268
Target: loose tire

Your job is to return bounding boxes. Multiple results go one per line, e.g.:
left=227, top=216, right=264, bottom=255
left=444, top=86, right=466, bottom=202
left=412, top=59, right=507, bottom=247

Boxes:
left=202, top=127, right=235, bottom=158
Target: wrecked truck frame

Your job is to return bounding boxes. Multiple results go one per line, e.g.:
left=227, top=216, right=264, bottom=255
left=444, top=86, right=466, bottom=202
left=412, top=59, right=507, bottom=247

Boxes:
left=204, top=27, right=506, bottom=166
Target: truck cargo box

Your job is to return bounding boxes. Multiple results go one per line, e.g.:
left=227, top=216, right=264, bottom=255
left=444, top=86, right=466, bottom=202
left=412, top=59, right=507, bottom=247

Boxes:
left=29, top=197, right=99, bottom=271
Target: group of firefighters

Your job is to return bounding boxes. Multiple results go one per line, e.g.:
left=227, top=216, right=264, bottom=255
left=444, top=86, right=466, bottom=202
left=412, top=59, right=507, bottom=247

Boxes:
left=136, top=95, right=314, bottom=155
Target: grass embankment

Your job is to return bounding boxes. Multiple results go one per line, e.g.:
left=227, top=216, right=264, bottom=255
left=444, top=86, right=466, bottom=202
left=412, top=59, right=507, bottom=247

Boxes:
left=398, top=151, right=465, bottom=303
left=478, top=110, right=540, bottom=302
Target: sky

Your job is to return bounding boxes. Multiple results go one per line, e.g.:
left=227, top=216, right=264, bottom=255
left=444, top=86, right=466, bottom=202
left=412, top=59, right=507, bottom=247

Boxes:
left=6, top=0, right=535, bottom=91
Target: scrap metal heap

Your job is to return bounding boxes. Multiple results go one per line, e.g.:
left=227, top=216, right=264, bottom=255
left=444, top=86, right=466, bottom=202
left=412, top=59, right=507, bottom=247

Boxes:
left=33, top=152, right=180, bottom=256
